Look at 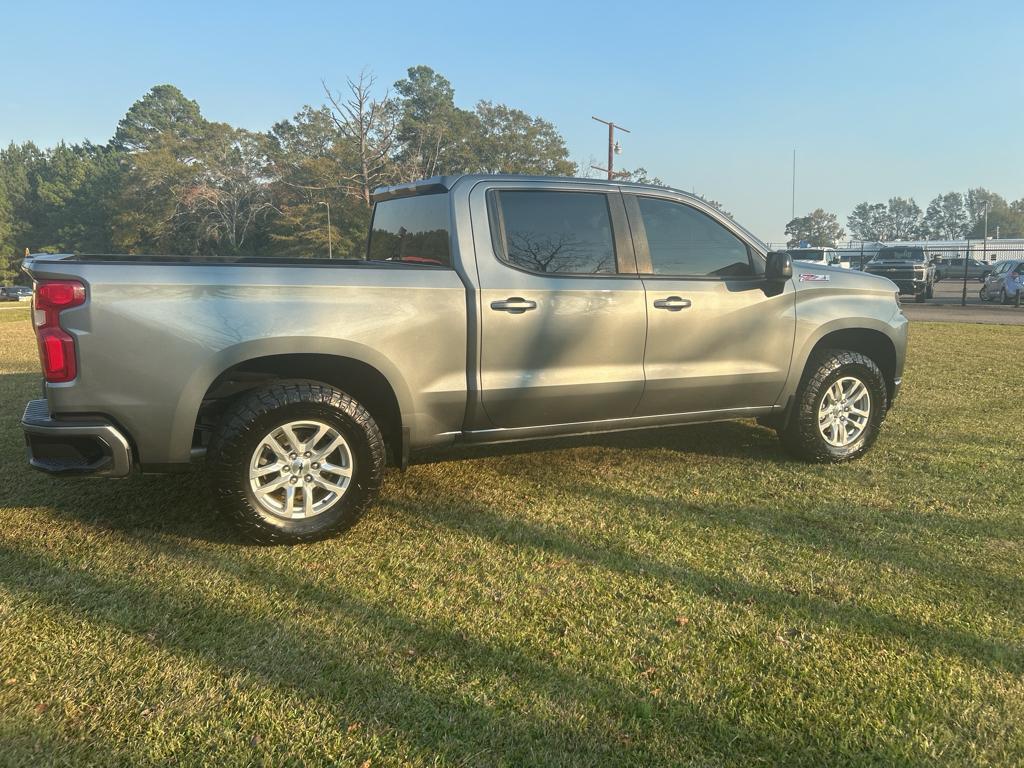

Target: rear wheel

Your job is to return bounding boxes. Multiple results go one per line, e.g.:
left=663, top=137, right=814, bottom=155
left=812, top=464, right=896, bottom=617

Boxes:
left=208, top=382, right=385, bottom=544
left=779, top=350, right=887, bottom=463
left=979, top=287, right=989, bottom=302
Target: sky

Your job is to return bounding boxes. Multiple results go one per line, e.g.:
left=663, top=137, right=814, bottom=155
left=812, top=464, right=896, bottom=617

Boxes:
left=2, top=0, right=1023, bottom=243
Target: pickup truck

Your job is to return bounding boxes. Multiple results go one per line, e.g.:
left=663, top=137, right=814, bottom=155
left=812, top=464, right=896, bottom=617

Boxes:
left=20, top=174, right=908, bottom=544
left=864, top=246, right=935, bottom=302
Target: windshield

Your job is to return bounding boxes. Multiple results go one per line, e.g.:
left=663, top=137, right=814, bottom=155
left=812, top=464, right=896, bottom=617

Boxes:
left=874, top=248, right=925, bottom=262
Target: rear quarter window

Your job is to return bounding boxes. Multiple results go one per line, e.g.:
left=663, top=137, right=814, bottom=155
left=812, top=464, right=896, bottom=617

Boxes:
left=367, top=194, right=451, bottom=267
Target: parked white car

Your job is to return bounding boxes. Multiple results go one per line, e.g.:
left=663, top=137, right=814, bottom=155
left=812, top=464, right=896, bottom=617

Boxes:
left=785, top=247, right=848, bottom=268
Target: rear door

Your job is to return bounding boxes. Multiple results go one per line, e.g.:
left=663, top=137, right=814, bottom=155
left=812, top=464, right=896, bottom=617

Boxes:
left=987, top=262, right=1008, bottom=295
left=469, top=182, right=647, bottom=428
left=624, top=193, right=796, bottom=415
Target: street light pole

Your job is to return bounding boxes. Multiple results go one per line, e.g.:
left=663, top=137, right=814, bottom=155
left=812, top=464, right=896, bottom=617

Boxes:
left=791, top=149, right=796, bottom=220
left=590, top=116, right=630, bottom=180
left=318, top=201, right=332, bottom=259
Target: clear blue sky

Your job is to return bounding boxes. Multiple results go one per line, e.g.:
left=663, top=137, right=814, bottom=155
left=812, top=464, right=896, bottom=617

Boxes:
left=3, top=0, right=1022, bottom=242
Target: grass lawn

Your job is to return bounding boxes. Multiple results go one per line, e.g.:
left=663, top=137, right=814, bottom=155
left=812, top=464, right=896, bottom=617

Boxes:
left=1, top=317, right=1022, bottom=767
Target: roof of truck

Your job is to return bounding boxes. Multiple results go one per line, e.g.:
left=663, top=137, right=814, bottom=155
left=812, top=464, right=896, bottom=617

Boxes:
left=371, top=174, right=705, bottom=204
left=372, top=174, right=768, bottom=251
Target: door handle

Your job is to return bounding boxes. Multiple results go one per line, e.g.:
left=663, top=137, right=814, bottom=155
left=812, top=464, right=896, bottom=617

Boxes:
left=490, top=297, right=538, bottom=314
left=652, top=296, right=692, bottom=311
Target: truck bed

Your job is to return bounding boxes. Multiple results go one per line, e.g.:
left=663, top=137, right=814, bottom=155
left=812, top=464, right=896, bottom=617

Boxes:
left=23, top=253, right=470, bottom=467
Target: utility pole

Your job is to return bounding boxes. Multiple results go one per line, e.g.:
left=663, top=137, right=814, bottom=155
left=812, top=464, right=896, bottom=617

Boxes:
left=318, top=201, right=332, bottom=259
left=981, top=201, right=989, bottom=270
left=590, top=116, right=630, bottom=180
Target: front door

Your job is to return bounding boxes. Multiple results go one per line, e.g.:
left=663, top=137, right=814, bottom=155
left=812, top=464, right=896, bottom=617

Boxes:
left=624, top=193, right=796, bottom=416
left=472, top=185, right=647, bottom=428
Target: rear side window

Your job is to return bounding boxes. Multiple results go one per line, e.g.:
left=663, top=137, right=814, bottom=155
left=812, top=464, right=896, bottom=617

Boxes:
left=367, top=194, right=451, bottom=267
left=637, top=197, right=752, bottom=277
left=489, top=190, right=617, bottom=275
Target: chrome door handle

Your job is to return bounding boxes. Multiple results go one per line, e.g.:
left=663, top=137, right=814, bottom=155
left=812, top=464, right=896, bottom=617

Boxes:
left=653, top=296, right=692, bottom=311
left=490, top=297, right=537, bottom=314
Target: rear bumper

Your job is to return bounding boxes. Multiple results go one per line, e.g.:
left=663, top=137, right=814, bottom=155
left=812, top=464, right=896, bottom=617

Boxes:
left=21, top=399, right=133, bottom=477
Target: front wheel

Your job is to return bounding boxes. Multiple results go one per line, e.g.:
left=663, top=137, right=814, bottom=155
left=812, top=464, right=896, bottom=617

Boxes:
left=779, top=350, right=888, bottom=463
left=207, top=382, right=386, bottom=544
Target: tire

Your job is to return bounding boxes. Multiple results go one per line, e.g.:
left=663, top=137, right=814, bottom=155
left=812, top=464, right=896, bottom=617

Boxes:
left=915, top=289, right=926, bottom=303
left=979, top=287, right=989, bottom=302
left=207, top=382, right=386, bottom=544
left=779, top=350, right=888, bottom=463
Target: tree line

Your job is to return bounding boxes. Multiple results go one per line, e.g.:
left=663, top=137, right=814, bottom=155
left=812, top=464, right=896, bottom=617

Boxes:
left=785, top=189, right=1024, bottom=248
left=0, top=66, right=604, bottom=283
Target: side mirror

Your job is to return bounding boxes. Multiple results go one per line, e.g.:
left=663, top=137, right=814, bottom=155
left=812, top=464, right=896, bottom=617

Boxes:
left=766, top=251, right=793, bottom=281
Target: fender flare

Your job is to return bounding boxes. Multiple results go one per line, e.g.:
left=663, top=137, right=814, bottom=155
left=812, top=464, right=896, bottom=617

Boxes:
left=166, top=336, right=414, bottom=463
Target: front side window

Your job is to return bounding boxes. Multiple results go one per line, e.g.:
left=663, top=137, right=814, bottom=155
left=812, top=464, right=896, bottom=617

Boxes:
left=637, top=196, right=752, bottom=276
left=367, top=194, right=451, bottom=267
left=490, top=190, right=617, bottom=275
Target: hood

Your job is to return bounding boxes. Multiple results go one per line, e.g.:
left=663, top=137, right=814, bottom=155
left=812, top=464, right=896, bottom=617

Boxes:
left=793, top=261, right=898, bottom=294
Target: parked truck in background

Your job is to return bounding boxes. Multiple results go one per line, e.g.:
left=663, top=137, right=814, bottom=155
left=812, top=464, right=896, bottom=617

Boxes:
left=864, top=246, right=935, bottom=302
left=20, top=174, right=908, bottom=544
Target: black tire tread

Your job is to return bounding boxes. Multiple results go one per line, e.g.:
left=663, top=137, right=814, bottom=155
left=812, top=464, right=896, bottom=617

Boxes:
left=207, top=381, right=385, bottom=545
left=779, top=350, right=888, bottom=463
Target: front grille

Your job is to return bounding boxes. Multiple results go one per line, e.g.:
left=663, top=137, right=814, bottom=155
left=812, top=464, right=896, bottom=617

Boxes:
left=868, top=269, right=922, bottom=281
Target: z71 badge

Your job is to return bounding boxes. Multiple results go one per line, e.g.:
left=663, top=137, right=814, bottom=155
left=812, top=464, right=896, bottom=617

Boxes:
left=799, top=273, right=830, bottom=282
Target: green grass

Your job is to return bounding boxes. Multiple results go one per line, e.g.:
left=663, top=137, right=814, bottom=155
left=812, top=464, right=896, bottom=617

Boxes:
left=0, top=305, right=30, bottom=324
left=1, top=320, right=1023, bottom=767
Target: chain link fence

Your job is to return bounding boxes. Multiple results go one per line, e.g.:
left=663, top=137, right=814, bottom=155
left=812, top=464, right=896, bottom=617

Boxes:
left=762, top=241, right=1024, bottom=306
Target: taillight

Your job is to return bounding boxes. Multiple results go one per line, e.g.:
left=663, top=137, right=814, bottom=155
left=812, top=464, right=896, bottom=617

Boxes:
left=33, top=279, right=86, bottom=383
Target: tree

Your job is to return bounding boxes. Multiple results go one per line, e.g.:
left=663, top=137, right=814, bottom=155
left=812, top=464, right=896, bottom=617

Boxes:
left=847, top=202, right=888, bottom=241
left=471, top=101, right=575, bottom=176
left=885, top=197, right=923, bottom=240
left=615, top=167, right=665, bottom=185
left=964, top=188, right=1024, bottom=238
left=923, top=192, right=967, bottom=240
left=265, top=106, right=367, bottom=258
left=393, top=66, right=478, bottom=179
left=846, top=197, right=923, bottom=241
left=785, top=209, right=845, bottom=247
left=178, top=126, right=277, bottom=254
left=323, top=71, right=399, bottom=207
left=112, top=84, right=206, bottom=153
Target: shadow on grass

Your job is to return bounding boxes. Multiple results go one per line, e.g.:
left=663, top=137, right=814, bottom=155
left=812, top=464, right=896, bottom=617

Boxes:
left=384, top=493, right=1023, bottom=675
left=0, top=410, right=783, bottom=547
left=0, top=540, right=859, bottom=767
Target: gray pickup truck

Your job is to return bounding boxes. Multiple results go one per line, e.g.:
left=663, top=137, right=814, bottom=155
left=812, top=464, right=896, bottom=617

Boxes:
left=21, top=175, right=908, bottom=543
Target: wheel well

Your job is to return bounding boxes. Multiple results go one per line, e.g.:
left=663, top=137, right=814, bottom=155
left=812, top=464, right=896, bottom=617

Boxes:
left=195, top=354, right=403, bottom=465
left=807, top=329, right=898, bottom=400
